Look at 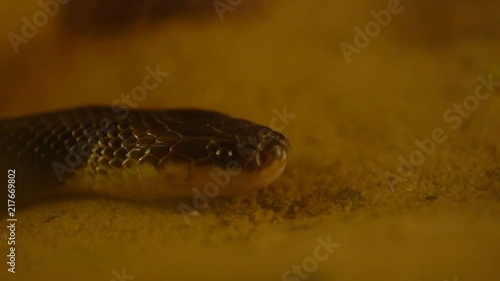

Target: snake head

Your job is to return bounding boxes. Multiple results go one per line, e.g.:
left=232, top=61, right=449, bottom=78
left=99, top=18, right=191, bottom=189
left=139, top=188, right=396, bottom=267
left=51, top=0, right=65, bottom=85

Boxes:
left=168, top=112, right=293, bottom=196
left=199, top=122, right=292, bottom=196
left=113, top=109, right=292, bottom=197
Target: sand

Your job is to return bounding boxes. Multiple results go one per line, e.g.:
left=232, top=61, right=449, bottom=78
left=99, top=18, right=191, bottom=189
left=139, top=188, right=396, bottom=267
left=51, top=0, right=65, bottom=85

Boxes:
left=0, top=1, right=499, bottom=280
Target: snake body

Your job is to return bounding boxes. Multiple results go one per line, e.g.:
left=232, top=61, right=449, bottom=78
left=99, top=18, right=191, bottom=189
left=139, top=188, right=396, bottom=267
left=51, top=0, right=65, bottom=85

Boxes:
left=0, top=106, right=291, bottom=199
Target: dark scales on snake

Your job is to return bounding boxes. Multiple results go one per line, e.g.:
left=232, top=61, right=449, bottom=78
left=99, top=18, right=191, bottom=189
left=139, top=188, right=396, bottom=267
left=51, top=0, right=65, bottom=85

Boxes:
left=0, top=106, right=291, bottom=200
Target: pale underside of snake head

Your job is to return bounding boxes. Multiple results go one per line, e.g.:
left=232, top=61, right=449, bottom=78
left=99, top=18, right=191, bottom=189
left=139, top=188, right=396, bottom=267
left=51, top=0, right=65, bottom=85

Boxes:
left=0, top=107, right=291, bottom=199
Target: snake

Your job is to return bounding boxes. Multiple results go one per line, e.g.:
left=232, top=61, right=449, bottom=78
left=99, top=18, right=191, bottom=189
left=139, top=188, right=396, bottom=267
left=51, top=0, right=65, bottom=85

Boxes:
left=0, top=106, right=291, bottom=200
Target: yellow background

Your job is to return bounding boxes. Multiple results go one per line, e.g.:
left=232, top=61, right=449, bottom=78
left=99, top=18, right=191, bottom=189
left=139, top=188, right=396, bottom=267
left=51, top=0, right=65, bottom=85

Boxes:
left=0, top=0, right=499, bottom=280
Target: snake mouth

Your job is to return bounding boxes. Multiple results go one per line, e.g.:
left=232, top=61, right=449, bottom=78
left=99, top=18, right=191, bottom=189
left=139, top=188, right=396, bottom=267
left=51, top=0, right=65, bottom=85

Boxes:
left=256, top=139, right=291, bottom=168
left=215, top=139, right=291, bottom=195
left=227, top=158, right=288, bottom=195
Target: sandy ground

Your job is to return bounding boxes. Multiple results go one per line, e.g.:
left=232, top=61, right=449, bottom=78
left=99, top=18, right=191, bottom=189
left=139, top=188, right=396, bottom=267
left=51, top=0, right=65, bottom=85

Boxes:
left=0, top=1, right=499, bottom=280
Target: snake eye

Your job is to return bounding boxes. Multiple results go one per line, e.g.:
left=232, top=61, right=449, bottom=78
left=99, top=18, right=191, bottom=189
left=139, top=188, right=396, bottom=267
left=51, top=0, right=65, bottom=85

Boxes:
left=215, top=147, right=235, bottom=162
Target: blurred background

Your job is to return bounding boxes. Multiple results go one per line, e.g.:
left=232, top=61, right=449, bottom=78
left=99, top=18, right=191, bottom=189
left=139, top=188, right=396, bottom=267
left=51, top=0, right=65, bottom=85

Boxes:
left=0, top=1, right=499, bottom=280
